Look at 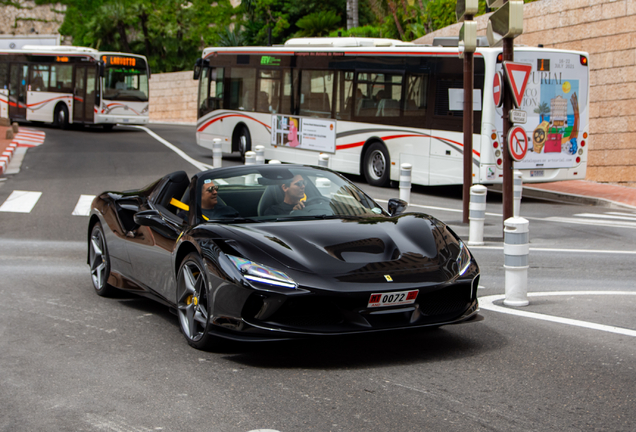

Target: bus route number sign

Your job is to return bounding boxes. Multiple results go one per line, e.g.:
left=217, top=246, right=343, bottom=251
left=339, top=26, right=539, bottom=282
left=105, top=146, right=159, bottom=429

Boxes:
left=507, top=125, right=528, bottom=161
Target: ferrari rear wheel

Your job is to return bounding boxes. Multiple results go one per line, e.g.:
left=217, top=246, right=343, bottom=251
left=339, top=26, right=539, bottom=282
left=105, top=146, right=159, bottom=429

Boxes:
left=89, top=222, right=115, bottom=297
left=176, top=253, right=219, bottom=350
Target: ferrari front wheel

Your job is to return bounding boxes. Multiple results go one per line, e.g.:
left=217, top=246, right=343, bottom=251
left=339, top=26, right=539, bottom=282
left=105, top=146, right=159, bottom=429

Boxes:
left=89, top=222, right=115, bottom=296
left=176, top=253, right=220, bottom=350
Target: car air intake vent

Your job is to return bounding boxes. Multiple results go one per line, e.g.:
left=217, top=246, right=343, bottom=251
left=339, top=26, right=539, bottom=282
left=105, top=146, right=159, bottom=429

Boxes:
left=418, top=283, right=471, bottom=316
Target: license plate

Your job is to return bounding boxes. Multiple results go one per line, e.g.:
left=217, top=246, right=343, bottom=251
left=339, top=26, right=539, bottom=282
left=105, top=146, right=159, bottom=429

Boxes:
left=530, top=170, right=544, bottom=177
left=368, top=290, right=419, bottom=308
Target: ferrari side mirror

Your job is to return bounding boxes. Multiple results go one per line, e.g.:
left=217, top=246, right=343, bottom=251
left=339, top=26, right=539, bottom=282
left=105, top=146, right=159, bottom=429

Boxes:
left=387, top=198, right=407, bottom=217
left=134, top=209, right=164, bottom=228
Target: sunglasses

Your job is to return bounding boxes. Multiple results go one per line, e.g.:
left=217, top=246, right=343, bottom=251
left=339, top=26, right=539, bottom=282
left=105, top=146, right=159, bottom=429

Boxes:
left=206, top=185, right=219, bottom=193
left=293, top=180, right=306, bottom=187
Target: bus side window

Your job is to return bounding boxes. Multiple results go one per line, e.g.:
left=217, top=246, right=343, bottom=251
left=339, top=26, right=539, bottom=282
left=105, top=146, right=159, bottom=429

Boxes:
left=229, top=67, right=256, bottom=111
left=0, top=62, right=8, bottom=90
left=404, top=73, right=428, bottom=117
left=30, top=65, right=50, bottom=92
left=50, top=65, right=73, bottom=93
left=281, top=69, right=299, bottom=115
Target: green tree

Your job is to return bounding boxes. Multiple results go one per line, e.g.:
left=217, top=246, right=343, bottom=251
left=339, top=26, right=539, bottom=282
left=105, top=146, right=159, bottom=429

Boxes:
left=35, top=0, right=235, bottom=73
left=295, top=11, right=341, bottom=37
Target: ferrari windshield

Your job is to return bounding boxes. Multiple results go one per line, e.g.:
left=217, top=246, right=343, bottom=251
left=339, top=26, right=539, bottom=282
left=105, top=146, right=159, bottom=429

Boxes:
left=197, top=165, right=386, bottom=222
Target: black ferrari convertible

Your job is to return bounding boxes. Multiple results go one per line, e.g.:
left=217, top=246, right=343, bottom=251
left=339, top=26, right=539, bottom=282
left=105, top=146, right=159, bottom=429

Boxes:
left=88, top=164, right=480, bottom=350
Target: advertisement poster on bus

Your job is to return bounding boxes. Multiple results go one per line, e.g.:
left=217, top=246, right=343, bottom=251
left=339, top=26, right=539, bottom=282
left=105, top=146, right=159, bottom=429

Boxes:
left=271, top=115, right=336, bottom=153
left=497, top=51, right=589, bottom=170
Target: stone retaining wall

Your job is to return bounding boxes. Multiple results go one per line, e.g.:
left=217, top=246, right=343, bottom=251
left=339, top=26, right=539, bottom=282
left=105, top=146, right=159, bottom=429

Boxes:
left=148, top=71, right=198, bottom=124
left=0, top=1, right=65, bottom=36
left=415, top=0, right=636, bottom=186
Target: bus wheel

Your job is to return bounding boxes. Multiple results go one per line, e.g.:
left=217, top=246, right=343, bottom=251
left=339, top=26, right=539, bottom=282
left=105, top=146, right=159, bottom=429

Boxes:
left=55, top=105, right=69, bottom=130
left=363, top=143, right=390, bottom=187
left=238, top=127, right=251, bottom=162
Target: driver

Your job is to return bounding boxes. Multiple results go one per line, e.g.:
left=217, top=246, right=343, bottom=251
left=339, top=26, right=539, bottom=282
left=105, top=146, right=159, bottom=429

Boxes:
left=265, top=174, right=306, bottom=215
left=200, top=179, right=239, bottom=219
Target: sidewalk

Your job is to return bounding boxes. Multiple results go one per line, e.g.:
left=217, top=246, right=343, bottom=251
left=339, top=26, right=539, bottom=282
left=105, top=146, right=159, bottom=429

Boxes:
left=524, top=180, right=636, bottom=210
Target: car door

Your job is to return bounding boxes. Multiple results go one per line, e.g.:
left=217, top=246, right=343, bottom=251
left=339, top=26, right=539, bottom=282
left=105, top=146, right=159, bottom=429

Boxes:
left=126, top=172, right=190, bottom=302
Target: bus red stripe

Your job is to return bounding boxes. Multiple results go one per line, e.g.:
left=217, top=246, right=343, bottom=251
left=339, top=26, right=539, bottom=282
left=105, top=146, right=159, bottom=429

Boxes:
left=336, top=133, right=481, bottom=157
left=197, top=114, right=272, bottom=132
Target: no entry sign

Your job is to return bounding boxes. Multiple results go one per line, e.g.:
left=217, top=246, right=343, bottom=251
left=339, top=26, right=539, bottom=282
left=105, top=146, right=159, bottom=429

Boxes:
left=507, top=125, right=528, bottom=161
left=493, top=72, right=503, bottom=107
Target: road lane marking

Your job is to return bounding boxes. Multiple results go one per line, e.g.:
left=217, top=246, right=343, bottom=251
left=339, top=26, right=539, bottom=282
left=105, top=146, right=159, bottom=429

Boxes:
left=72, top=194, right=96, bottom=216
left=574, top=212, right=636, bottom=221
left=0, top=190, right=42, bottom=213
left=479, top=291, right=636, bottom=337
left=131, top=125, right=213, bottom=171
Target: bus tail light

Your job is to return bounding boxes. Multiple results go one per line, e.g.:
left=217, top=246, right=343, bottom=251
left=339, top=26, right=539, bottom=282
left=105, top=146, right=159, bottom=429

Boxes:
left=576, top=157, right=581, bottom=164
left=581, top=140, right=586, bottom=147
left=580, top=55, right=588, bottom=66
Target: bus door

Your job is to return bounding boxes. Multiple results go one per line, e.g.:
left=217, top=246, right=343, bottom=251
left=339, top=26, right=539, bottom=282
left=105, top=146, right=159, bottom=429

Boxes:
left=9, top=63, right=28, bottom=120
left=84, top=66, right=97, bottom=123
left=73, top=65, right=87, bottom=123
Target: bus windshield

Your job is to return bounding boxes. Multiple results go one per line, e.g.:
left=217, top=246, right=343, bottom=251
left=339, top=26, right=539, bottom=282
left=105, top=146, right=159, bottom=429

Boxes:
left=103, top=62, right=149, bottom=102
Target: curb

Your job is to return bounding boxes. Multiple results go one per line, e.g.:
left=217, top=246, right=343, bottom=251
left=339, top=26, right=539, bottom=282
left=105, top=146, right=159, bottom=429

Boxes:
left=0, top=142, right=18, bottom=176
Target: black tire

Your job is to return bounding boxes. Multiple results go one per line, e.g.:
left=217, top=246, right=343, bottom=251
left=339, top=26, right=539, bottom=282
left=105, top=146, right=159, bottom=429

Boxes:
left=102, top=124, right=114, bottom=131
left=89, top=222, right=115, bottom=297
left=363, top=142, right=390, bottom=187
left=238, top=126, right=251, bottom=162
left=55, top=104, right=69, bottom=130
left=176, top=253, right=220, bottom=350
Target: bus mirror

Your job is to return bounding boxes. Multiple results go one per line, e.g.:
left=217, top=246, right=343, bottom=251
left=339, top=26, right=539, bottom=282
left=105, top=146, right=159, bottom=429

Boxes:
left=193, top=58, right=203, bottom=80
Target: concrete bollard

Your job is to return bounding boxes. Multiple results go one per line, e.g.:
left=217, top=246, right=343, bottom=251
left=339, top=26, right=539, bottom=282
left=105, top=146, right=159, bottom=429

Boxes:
left=6, top=129, right=13, bottom=140
left=212, top=138, right=222, bottom=168
left=268, top=159, right=281, bottom=164
left=468, top=185, right=487, bottom=246
left=244, top=151, right=256, bottom=165
left=513, top=170, right=522, bottom=218
left=11, top=122, right=18, bottom=133
left=255, top=145, right=265, bottom=164
left=503, top=217, right=530, bottom=307
left=399, top=163, right=412, bottom=204
left=318, top=153, right=329, bottom=167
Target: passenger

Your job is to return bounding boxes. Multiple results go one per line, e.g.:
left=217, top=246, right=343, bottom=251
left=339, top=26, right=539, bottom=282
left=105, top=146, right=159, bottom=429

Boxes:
left=200, top=179, right=239, bottom=219
left=265, top=174, right=306, bottom=215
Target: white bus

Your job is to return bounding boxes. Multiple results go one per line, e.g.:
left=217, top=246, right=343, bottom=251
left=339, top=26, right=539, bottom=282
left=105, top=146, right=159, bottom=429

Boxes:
left=194, top=37, right=589, bottom=186
left=0, top=46, right=150, bottom=129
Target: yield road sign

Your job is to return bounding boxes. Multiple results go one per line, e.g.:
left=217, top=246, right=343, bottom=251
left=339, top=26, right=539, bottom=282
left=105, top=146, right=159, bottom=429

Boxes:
left=503, top=61, right=532, bottom=108
left=507, top=125, right=528, bottom=161
left=493, top=72, right=503, bottom=107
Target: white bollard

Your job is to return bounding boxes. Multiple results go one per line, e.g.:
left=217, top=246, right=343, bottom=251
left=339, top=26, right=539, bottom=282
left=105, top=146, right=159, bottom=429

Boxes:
left=244, top=151, right=256, bottom=165
left=503, top=217, right=530, bottom=307
left=318, top=153, right=329, bottom=167
left=255, top=145, right=265, bottom=164
left=513, top=170, right=522, bottom=218
left=399, top=163, right=412, bottom=204
left=212, top=138, right=222, bottom=168
left=268, top=159, right=281, bottom=164
left=468, top=185, right=487, bottom=246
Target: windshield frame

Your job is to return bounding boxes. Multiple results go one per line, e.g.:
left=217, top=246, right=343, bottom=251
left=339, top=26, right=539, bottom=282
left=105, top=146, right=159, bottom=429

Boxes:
left=101, top=56, right=149, bottom=102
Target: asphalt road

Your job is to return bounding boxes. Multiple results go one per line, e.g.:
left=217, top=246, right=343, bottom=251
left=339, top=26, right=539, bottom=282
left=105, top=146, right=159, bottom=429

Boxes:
left=0, top=123, right=634, bottom=432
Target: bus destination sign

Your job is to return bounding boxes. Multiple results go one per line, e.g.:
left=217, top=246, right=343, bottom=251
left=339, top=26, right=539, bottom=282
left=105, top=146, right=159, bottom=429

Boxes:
left=104, top=56, right=137, bottom=67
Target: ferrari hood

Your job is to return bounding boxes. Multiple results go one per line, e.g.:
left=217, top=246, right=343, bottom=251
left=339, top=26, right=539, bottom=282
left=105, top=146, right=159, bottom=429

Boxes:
left=210, top=215, right=455, bottom=286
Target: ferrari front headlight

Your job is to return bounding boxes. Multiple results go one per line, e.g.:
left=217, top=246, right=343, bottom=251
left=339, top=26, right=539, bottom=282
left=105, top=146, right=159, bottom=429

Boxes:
left=227, top=255, right=297, bottom=289
left=456, top=241, right=472, bottom=276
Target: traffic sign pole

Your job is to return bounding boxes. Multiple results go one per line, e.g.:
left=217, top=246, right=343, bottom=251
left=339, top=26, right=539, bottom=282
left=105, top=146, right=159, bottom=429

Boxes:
left=503, top=37, right=514, bottom=222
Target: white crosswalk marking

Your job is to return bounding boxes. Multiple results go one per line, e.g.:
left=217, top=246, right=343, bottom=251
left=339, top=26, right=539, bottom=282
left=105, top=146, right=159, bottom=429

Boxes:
left=544, top=211, right=636, bottom=229
left=0, top=190, right=42, bottom=213
left=72, top=195, right=96, bottom=216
